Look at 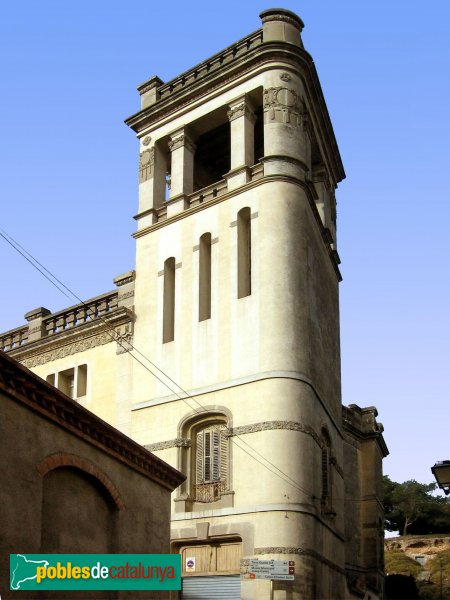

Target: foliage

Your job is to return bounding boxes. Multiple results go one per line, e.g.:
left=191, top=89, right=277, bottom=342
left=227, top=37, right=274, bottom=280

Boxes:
left=384, top=476, right=450, bottom=535
left=385, top=551, right=422, bottom=578
left=428, top=549, right=450, bottom=587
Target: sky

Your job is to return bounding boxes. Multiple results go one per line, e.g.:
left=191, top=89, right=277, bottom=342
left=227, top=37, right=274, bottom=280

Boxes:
left=1, top=1, right=449, bottom=488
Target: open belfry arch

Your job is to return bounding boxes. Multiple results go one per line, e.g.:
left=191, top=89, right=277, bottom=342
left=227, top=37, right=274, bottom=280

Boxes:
left=1, top=9, right=388, bottom=599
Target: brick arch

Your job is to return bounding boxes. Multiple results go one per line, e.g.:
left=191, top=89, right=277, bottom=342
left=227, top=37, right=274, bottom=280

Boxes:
left=37, top=452, right=124, bottom=510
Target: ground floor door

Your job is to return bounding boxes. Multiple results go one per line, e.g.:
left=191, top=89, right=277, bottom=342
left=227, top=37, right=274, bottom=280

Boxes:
left=181, top=574, right=241, bottom=599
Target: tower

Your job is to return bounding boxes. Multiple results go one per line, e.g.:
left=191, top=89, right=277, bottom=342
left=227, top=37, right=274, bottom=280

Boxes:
left=0, top=9, right=388, bottom=599
left=125, top=8, right=385, bottom=599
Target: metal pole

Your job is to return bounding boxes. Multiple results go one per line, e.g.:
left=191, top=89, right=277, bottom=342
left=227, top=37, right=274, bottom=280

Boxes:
left=270, top=578, right=274, bottom=600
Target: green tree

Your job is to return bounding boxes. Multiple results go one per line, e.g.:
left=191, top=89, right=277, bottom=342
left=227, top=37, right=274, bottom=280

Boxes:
left=383, top=476, right=450, bottom=536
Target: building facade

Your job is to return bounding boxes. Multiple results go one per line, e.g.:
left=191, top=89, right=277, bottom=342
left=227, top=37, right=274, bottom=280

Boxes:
left=0, top=349, right=184, bottom=600
left=0, top=9, right=388, bottom=599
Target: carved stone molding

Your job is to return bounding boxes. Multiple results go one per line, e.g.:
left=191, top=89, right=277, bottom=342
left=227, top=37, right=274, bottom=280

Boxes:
left=145, top=438, right=192, bottom=451
left=118, top=290, right=134, bottom=301
left=264, top=87, right=305, bottom=127
left=280, top=73, right=291, bottom=82
left=139, top=147, right=155, bottom=183
left=227, top=103, right=256, bottom=123
left=20, top=323, right=132, bottom=368
left=142, top=136, right=151, bottom=146
left=230, top=420, right=322, bottom=447
left=168, top=132, right=196, bottom=154
left=115, top=322, right=134, bottom=355
left=230, top=420, right=344, bottom=477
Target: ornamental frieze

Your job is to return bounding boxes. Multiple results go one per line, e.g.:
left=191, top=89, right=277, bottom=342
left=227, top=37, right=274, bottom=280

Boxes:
left=145, top=438, right=192, bottom=451
left=263, top=87, right=306, bottom=127
left=139, top=147, right=154, bottom=183
left=20, top=323, right=133, bottom=368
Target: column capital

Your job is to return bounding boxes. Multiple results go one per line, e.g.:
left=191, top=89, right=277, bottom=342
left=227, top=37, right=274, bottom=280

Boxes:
left=227, top=96, right=256, bottom=124
left=168, top=128, right=196, bottom=153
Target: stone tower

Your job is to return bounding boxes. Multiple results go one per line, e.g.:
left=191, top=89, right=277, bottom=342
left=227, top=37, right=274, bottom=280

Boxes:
left=124, top=8, right=386, bottom=599
left=1, top=9, right=387, bottom=599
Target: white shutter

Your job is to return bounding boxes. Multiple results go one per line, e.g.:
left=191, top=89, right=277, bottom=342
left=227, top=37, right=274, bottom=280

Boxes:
left=219, top=429, right=228, bottom=486
left=196, top=430, right=204, bottom=485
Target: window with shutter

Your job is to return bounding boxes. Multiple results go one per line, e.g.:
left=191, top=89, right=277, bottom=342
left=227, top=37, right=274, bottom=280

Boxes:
left=194, top=423, right=228, bottom=502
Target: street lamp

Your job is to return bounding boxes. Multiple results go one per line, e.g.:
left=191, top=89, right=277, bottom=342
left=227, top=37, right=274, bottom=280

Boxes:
left=431, top=460, right=450, bottom=495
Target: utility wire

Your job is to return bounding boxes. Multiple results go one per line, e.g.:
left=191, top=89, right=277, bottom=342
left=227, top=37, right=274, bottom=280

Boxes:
left=0, top=228, right=312, bottom=497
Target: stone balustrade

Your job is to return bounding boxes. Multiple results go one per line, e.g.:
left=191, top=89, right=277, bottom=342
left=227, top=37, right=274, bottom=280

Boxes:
left=156, top=30, right=263, bottom=103
left=0, top=290, right=126, bottom=353
left=155, top=163, right=263, bottom=222
left=0, top=325, right=29, bottom=352
left=44, top=292, right=119, bottom=336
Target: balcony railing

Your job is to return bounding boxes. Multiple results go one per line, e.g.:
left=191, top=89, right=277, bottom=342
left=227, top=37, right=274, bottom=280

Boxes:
left=194, top=480, right=227, bottom=503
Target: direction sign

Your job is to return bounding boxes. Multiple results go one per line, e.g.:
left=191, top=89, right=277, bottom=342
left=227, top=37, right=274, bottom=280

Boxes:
left=240, top=559, right=295, bottom=580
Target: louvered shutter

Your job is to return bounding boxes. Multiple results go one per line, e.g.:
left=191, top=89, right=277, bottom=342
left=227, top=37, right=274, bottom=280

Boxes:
left=212, top=430, right=220, bottom=481
left=219, top=429, right=228, bottom=486
left=196, top=430, right=204, bottom=485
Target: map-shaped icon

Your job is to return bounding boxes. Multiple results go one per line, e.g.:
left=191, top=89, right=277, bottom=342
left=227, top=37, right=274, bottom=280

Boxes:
left=10, top=554, right=49, bottom=590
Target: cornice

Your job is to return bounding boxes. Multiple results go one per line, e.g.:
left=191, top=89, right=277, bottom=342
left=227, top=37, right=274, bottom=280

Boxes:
left=0, top=350, right=185, bottom=491
left=133, top=174, right=342, bottom=282
left=8, top=307, right=133, bottom=366
left=125, top=42, right=345, bottom=186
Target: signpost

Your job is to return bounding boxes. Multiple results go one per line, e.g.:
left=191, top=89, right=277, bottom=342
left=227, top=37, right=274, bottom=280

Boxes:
left=240, top=559, right=295, bottom=580
left=241, top=559, right=295, bottom=600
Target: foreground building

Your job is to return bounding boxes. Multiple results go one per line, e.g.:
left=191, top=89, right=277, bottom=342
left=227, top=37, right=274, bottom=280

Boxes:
left=0, top=350, right=184, bottom=600
left=0, top=9, right=388, bottom=599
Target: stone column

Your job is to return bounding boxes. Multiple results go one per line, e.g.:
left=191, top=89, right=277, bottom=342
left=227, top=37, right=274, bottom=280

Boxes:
left=226, top=96, right=256, bottom=190
left=167, top=127, right=196, bottom=217
left=137, top=140, right=166, bottom=230
left=262, top=84, right=311, bottom=180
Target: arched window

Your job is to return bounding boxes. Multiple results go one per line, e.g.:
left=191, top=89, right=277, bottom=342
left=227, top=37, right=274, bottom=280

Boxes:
left=199, top=233, right=211, bottom=321
left=163, top=257, right=175, bottom=343
left=194, top=422, right=228, bottom=503
left=237, top=207, right=251, bottom=298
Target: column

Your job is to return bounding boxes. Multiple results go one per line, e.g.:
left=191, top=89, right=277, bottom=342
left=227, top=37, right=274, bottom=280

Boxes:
left=167, top=127, right=196, bottom=217
left=262, top=83, right=311, bottom=180
left=137, top=140, right=166, bottom=229
left=226, top=96, right=256, bottom=190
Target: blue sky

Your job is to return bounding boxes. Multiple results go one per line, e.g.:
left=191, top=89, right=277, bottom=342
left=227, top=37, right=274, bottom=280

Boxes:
left=1, top=1, right=449, bottom=487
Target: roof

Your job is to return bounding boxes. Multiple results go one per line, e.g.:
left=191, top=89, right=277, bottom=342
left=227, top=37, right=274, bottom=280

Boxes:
left=0, top=349, right=185, bottom=491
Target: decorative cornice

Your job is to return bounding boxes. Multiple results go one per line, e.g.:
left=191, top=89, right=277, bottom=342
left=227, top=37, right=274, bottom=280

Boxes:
left=230, top=420, right=321, bottom=446
left=114, top=270, right=135, bottom=287
left=19, top=325, right=127, bottom=368
left=0, top=350, right=185, bottom=491
left=145, top=438, right=192, bottom=451
left=125, top=42, right=345, bottom=186
left=132, top=173, right=342, bottom=282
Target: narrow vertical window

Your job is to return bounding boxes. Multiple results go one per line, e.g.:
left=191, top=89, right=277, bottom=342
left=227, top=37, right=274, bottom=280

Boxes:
left=163, top=257, right=175, bottom=343
left=199, top=233, right=211, bottom=321
left=237, top=207, right=251, bottom=298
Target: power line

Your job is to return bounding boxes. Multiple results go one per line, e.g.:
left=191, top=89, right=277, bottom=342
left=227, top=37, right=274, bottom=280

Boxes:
left=0, top=228, right=313, bottom=497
